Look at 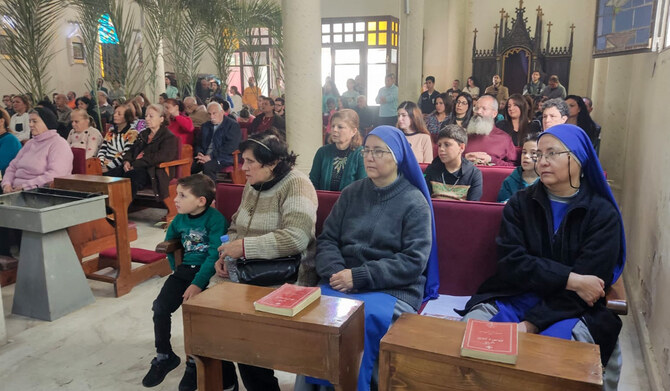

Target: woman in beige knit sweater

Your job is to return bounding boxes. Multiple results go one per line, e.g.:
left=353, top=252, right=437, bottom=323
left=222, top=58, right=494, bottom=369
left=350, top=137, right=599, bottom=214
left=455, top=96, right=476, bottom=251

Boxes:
left=214, top=130, right=318, bottom=390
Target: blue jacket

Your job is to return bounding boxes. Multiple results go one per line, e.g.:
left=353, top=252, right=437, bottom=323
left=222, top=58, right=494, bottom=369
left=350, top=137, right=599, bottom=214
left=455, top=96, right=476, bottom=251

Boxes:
left=0, top=132, right=22, bottom=175
left=497, top=167, right=538, bottom=202
left=196, top=116, right=241, bottom=167
left=462, top=181, right=622, bottom=364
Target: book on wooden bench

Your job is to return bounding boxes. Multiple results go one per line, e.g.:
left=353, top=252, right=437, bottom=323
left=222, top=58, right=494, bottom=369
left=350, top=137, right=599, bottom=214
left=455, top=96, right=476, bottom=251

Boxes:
left=254, top=284, right=321, bottom=317
left=460, top=319, right=518, bottom=364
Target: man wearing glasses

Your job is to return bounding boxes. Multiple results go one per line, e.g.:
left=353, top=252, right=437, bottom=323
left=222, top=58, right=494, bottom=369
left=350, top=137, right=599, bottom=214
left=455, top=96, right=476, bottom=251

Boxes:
left=274, top=97, right=285, bottom=118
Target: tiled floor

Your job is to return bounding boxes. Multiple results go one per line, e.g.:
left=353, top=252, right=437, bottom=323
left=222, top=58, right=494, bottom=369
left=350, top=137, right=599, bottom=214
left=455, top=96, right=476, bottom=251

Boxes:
left=0, top=208, right=653, bottom=390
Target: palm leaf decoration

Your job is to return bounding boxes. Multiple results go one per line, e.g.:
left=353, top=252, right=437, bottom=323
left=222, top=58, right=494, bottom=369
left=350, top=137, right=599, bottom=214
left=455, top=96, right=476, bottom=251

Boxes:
left=136, top=0, right=169, bottom=99
left=0, top=0, right=65, bottom=104
left=105, top=0, right=145, bottom=97
left=69, top=0, right=106, bottom=127
left=191, top=0, right=237, bottom=95
left=234, top=0, right=282, bottom=94
left=158, top=1, right=207, bottom=97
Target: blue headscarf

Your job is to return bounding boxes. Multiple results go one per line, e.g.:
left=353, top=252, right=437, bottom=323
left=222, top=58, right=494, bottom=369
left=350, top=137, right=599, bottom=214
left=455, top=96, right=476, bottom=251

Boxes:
left=366, top=126, right=440, bottom=301
left=539, top=124, right=626, bottom=283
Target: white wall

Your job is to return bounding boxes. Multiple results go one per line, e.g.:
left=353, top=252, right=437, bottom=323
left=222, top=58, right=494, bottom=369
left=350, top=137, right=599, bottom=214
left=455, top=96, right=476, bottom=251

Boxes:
left=592, top=50, right=670, bottom=391
left=0, top=6, right=90, bottom=97
left=321, top=0, right=400, bottom=18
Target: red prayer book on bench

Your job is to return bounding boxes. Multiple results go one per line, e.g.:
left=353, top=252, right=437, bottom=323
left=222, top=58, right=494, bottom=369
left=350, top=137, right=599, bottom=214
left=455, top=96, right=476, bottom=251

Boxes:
left=460, top=319, right=518, bottom=364
left=254, top=284, right=321, bottom=317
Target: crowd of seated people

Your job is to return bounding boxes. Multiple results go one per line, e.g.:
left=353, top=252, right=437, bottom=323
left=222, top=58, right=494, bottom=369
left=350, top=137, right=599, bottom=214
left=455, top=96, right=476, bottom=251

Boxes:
left=0, top=68, right=624, bottom=391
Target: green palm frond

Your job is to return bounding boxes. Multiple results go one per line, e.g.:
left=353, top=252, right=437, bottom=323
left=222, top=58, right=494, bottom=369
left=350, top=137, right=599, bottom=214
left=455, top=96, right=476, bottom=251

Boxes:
left=233, top=0, right=282, bottom=92
left=191, top=0, right=237, bottom=94
left=137, top=0, right=170, bottom=98
left=69, top=0, right=107, bottom=129
left=163, top=5, right=208, bottom=96
left=0, top=0, right=66, bottom=103
left=107, top=0, right=145, bottom=96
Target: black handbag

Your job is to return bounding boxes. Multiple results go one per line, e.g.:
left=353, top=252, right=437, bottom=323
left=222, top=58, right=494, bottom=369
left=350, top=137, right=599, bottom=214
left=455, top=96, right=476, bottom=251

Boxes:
left=236, top=254, right=301, bottom=286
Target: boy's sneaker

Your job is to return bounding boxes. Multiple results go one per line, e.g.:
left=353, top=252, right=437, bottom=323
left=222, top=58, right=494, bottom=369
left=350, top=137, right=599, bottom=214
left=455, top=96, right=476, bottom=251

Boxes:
left=178, top=361, right=197, bottom=391
left=142, top=352, right=180, bottom=387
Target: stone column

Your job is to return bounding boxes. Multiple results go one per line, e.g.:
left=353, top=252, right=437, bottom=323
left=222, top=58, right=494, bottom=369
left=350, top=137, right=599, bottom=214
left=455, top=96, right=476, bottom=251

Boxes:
left=153, top=39, right=166, bottom=102
left=397, top=0, right=425, bottom=103
left=282, top=0, right=323, bottom=174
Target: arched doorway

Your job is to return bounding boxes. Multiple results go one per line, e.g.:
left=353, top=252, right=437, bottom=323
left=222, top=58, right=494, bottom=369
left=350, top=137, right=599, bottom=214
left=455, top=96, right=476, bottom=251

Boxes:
left=502, top=47, right=530, bottom=95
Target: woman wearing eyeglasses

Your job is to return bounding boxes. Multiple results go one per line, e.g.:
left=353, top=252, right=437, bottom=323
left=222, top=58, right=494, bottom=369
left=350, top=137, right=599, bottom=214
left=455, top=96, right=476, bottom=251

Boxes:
left=297, top=126, right=439, bottom=390
left=445, top=92, right=474, bottom=130
left=460, top=124, right=626, bottom=390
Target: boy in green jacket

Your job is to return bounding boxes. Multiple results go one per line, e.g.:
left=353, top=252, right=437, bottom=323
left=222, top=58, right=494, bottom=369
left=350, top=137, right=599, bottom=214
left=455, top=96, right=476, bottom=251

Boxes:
left=142, top=174, right=228, bottom=390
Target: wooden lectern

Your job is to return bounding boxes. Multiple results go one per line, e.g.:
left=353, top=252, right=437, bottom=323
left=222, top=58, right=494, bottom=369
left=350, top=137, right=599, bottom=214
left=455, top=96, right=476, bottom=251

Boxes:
left=53, top=174, right=171, bottom=296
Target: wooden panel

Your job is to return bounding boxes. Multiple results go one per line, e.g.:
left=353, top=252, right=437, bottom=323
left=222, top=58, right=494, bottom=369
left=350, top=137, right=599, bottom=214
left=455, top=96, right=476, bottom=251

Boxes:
left=182, top=282, right=364, bottom=390
left=187, top=313, right=333, bottom=378
left=379, top=314, right=602, bottom=391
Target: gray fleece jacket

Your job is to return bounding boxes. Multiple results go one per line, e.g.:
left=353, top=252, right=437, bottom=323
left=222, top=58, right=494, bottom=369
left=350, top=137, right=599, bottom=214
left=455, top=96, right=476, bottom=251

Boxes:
left=315, top=175, right=431, bottom=310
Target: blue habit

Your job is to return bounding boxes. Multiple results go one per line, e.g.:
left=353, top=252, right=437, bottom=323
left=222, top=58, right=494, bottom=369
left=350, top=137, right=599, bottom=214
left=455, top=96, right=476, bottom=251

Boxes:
left=365, top=126, right=440, bottom=302
left=305, top=285, right=397, bottom=391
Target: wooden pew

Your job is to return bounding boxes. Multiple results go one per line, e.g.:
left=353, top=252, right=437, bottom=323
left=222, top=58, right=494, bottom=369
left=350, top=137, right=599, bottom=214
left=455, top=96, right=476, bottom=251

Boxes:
left=210, top=184, right=627, bottom=313
left=134, top=143, right=193, bottom=224
left=53, top=175, right=171, bottom=297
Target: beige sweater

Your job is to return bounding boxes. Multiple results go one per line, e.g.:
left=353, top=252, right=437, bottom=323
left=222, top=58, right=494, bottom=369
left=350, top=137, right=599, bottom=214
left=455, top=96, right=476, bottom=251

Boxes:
left=228, top=169, right=319, bottom=286
left=406, top=132, right=434, bottom=163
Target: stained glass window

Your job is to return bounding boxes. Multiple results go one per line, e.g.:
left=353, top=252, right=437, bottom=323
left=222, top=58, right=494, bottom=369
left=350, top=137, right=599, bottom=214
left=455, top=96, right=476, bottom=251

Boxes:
left=97, top=14, right=118, bottom=44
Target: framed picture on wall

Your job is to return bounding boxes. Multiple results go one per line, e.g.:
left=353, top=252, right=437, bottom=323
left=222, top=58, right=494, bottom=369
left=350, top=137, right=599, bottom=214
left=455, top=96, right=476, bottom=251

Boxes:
left=0, top=28, right=9, bottom=59
left=593, top=0, right=659, bottom=57
left=72, top=42, right=84, bottom=60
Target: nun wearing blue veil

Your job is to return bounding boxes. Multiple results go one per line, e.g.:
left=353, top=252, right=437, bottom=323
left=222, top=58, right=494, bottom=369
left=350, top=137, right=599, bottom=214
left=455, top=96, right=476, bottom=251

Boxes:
left=295, top=126, right=439, bottom=391
left=459, top=124, right=625, bottom=391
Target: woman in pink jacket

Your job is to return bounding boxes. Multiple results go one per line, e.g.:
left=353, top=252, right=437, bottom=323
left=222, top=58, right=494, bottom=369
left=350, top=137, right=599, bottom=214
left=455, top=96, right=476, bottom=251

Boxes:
left=1, top=107, right=73, bottom=193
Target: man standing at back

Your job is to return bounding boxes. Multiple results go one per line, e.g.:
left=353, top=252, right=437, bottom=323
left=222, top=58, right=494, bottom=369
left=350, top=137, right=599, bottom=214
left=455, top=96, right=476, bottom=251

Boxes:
left=418, top=76, right=440, bottom=115
left=375, top=73, right=399, bottom=126
left=192, top=102, right=241, bottom=181
left=484, top=75, right=509, bottom=108
left=243, top=77, right=262, bottom=111
left=464, top=94, right=517, bottom=166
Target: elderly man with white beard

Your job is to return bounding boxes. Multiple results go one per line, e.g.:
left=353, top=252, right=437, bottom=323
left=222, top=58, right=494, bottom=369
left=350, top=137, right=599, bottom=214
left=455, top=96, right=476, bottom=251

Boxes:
left=464, top=94, right=518, bottom=166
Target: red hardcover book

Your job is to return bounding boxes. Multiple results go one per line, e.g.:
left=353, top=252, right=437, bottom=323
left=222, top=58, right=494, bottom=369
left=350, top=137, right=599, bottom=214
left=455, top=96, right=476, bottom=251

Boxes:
left=254, top=284, right=321, bottom=317
left=460, top=319, right=518, bottom=364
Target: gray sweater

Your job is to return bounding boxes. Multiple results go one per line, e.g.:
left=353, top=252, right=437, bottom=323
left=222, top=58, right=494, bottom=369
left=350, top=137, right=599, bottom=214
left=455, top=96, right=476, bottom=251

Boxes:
left=315, top=175, right=432, bottom=310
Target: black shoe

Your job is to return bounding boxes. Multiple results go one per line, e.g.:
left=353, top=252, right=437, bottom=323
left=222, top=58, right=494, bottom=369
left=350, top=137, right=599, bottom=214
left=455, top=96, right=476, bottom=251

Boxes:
left=178, top=361, right=197, bottom=391
left=142, top=352, right=181, bottom=387
left=178, top=359, right=239, bottom=391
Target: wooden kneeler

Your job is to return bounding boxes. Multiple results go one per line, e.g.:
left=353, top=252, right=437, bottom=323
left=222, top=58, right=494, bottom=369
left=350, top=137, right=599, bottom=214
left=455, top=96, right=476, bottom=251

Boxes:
left=53, top=175, right=171, bottom=297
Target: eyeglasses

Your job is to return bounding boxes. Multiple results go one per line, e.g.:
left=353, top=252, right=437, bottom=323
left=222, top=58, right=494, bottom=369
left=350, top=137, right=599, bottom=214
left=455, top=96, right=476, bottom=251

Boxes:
left=455, top=100, right=468, bottom=106
left=531, top=150, right=571, bottom=163
left=362, top=148, right=393, bottom=159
